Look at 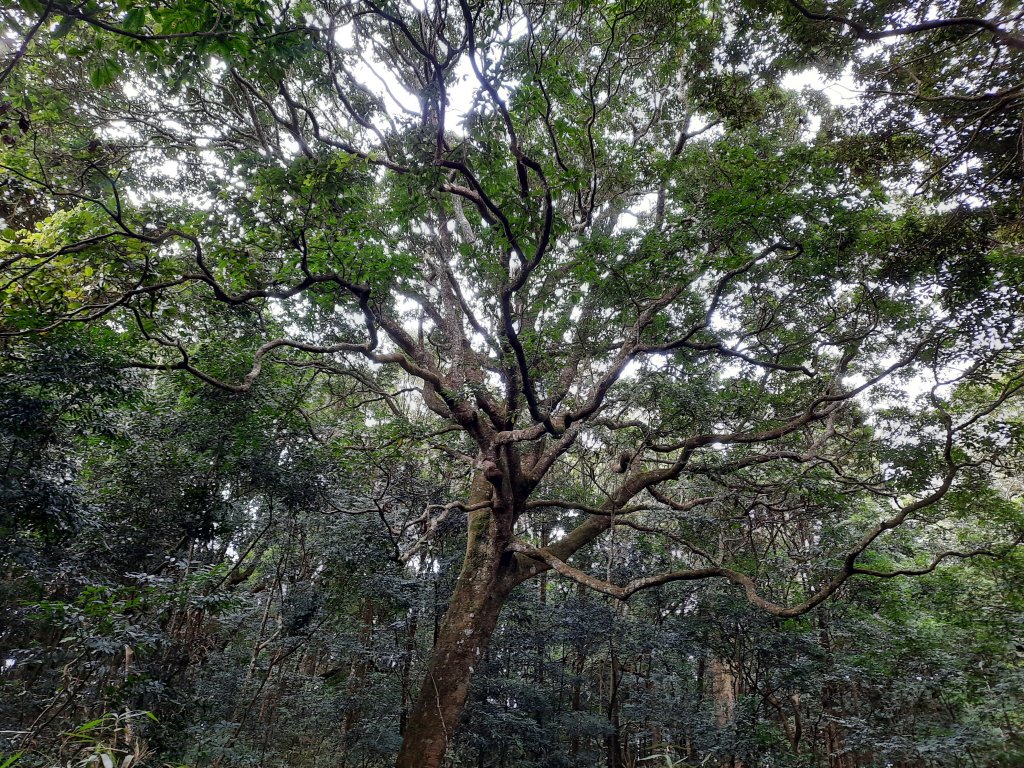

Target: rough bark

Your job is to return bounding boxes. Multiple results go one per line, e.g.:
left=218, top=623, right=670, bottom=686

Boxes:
left=710, top=656, right=742, bottom=768
left=394, top=473, right=517, bottom=768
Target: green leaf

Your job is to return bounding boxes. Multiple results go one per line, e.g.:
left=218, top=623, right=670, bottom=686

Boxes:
left=17, top=0, right=45, bottom=15
left=89, top=60, right=123, bottom=89
left=52, top=16, right=78, bottom=38
left=123, top=8, right=147, bottom=32
left=73, top=717, right=107, bottom=733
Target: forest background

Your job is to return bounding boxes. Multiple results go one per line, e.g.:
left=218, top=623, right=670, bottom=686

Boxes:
left=2, top=0, right=1024, bottom=767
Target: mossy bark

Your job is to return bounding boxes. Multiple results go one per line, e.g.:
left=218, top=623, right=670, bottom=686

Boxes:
left=394, top=473, right=518, bottom=768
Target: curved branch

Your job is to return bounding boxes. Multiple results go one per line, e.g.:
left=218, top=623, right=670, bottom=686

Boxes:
left=0, top=1, right=52, bottom=88
left=852, top=547, right=997, bottom=577
left=787, top=0, right=1024, bottom=51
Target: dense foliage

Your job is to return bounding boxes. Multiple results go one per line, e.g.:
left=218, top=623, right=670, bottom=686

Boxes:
left=2, top=1, right=1024, bottom=767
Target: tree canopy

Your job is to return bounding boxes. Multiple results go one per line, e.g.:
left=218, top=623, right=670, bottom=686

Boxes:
left=2, top=1, right=1024, bottom=767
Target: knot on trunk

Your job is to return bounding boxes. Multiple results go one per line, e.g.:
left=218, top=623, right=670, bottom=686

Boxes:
left=482, top=459, right=504, bottom=485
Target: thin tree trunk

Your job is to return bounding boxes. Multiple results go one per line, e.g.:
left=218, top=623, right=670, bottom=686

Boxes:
left=399, top=608, right=418, bottom=737
left=606, top=646, right=626, bottom=768
left=394, top=474, right=516, bottom=768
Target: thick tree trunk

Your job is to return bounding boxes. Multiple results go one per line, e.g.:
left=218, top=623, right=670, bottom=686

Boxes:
left=710, top=656, right=742, bottom=768
left=394, top=474, right=516, bottom=768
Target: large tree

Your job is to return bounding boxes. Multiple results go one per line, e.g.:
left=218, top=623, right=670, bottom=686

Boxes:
left=2, top=1, right=1023, bottom=765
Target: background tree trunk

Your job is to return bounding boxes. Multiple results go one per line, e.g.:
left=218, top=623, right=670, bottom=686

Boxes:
left=710, top=656, right=741, bottom=768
